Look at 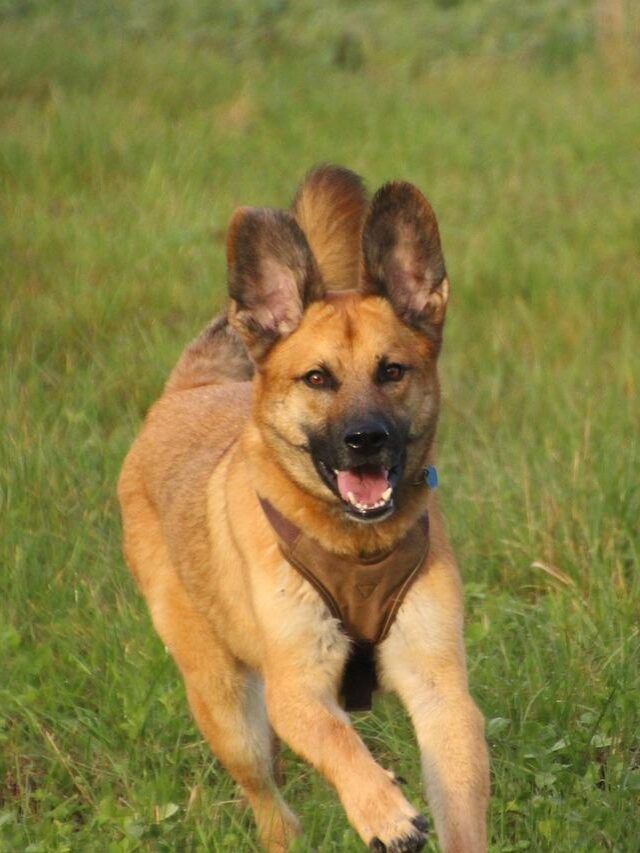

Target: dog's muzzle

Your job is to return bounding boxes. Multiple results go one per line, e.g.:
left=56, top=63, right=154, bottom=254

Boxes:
left=309, top=413, right=408, bottom=522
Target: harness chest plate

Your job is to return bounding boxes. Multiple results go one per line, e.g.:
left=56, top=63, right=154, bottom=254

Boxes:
left=259, top=498, right=429, bottom=710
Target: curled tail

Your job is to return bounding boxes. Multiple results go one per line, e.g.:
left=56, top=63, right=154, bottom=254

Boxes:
left=292, top=164, right=368, bottom=290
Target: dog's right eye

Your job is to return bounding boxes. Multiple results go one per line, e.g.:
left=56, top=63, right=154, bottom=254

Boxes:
left=302, top=369, right=334, bottom=390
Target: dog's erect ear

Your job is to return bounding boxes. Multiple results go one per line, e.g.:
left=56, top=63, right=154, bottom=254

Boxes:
left=226, top=206, right=323, bottom=360
left=361, top=181, right=449, bottom=341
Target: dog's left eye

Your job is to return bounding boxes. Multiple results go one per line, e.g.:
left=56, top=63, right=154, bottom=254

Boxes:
left=379, top=363, right=406, bottom=383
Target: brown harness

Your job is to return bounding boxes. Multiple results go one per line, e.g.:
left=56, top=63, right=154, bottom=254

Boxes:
left=259, top=498, right=429, bottom=711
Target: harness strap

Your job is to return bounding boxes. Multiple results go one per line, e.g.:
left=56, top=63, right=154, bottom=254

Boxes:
left=259, top=498, right=429, bottom=710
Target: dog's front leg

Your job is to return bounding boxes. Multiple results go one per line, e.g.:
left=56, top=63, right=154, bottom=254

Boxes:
left=379, top=574, right=490, bottom=853
left=264, top=663, right=429, bottom=851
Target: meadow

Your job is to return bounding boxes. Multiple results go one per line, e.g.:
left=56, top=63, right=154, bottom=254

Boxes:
left=1, top=1, right=639, bottom=850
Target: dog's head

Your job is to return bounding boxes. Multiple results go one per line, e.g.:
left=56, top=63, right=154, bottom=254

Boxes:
left=227, top=169, right=449, bottom=524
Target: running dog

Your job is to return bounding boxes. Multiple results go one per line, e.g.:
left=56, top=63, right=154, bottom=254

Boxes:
left=118, top=165, right=489, bottom=852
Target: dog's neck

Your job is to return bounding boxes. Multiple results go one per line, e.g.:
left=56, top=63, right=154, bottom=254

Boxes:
left=243, top=423, right=431, bottom=558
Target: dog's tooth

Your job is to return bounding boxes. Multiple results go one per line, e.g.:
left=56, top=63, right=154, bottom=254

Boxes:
left=347, top=491, right=356, bottom=505
left=382, top=487, right=392, bottom=501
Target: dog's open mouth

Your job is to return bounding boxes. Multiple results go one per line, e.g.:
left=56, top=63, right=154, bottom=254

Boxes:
left=319, top=462, right=398, bottom=521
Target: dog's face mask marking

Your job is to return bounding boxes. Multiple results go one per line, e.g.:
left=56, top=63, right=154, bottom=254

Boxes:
left=227, top=182, right=449, bottom=523
left=259, top=295, right=439, bottom=522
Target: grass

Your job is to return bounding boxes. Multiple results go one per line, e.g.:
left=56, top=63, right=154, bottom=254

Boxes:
left=1, top=1, right=639, bottom=850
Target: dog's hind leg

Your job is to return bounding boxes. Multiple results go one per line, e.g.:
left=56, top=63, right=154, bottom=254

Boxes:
left=179, top=649, right=299, bottom=853
left=119, top=486, right=299, bottom=852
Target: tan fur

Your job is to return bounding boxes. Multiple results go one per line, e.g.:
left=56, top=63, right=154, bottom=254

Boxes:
left=118, top=166, right=489, bottom=852
left=293, top=164, right=368, bottom=289
left=164, top=314, right=254, bottom=394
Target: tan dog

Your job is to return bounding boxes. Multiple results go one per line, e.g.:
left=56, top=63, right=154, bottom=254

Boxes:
left=118, top=165, right=489, bottom=852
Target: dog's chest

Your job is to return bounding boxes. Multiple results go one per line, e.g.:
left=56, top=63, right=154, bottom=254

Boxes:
left=260, top=498, right=429, bottom=710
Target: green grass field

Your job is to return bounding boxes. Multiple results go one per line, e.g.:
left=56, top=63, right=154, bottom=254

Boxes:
left=1, top=1, right=639, bottom=850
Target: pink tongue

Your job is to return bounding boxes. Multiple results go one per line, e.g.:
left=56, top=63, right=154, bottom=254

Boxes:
left=336, top=466, right=389, bottom=505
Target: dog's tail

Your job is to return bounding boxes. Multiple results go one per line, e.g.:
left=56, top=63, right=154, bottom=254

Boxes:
left=163, top=313, right=254, bottom=394
left=292, top=164, right=368, bottom=291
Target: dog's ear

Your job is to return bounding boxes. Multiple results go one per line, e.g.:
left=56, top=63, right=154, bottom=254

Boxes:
left=226, top=206, right=323, bottom=360
left=361, top=181, right=449, bottom=342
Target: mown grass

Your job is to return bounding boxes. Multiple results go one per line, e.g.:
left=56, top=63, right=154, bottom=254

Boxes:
left=1, top=2, right=639, bottom=850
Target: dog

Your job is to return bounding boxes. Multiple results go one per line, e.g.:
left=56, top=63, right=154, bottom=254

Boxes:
left=118, top=165, right=489, bottom=852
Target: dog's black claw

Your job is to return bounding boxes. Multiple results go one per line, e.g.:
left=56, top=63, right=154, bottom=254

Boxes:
left=411, top=815, right=429, bottom=833
left=385, top=827, right=427, bottom=852
left=394, top=774, right=408, bottom=786
left=370, top=813, right=428, bottom=853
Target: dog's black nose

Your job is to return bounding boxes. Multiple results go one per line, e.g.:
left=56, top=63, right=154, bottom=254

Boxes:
left=344, top=423, right=390, bottom=455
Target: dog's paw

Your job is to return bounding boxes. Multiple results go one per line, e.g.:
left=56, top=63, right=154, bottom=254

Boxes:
left=368, top=814, right=429, bottom=852
left=347, top=766, right=428, bottom=852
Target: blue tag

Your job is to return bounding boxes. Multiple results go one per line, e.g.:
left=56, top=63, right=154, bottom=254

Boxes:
left=424, top=465, right=438, bottom=489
